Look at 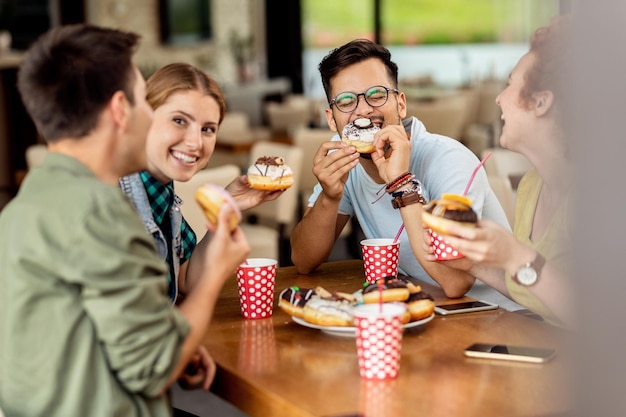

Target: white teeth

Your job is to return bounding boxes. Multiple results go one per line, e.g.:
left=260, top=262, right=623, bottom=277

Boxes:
left=172, top=151, right=198, bottom=163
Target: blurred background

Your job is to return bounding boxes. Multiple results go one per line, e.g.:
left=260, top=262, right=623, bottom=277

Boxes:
left=0, top=0, right=569, bottom=220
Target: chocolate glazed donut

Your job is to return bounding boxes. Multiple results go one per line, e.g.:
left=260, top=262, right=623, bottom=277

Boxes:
left=278, top=286, right=315, bottom=318
left=405, top=290, right=435, bottom=321
left=362, top=276, right=410, bottom=304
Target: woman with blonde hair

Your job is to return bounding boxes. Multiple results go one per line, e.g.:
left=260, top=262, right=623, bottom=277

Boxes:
left=121, top=63, right=279, bottom=304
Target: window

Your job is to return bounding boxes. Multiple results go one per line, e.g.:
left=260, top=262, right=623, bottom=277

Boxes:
left=159, top=0, right=212, bottom=45
left=301, top=0, right=560, bottom=96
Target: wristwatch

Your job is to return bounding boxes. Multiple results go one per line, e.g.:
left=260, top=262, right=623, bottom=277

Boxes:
left=512, top=253, right=546, bottom=286
left=391, top=179, right=426, bottom=209
left=391, top=191, right=426, bottom=209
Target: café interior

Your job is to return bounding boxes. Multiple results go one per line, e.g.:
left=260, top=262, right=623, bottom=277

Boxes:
left=0, top=1, right=593, bottom=417
left=0, top=0, right=564, bottom=241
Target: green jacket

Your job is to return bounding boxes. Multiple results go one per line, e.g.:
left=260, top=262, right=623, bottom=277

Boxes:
left=0, top=154, right=190, bottom=417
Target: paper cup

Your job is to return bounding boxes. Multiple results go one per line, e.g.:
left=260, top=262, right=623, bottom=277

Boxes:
left=360, top=238, right=400, bottom=284
left=354, top=303, right=405, bottom=380
left=429, top=230, right=465, bottom=260
left=236, top=258, right=277, bottom=319
left=238, top=318, right=277, bottom=373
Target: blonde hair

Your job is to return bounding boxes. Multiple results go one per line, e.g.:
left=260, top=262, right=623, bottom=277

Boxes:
left=146, top=63, right=227, bottom=124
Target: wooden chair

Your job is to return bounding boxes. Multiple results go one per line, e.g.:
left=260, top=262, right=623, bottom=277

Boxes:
left=291, top=127, right=333, bottom=214
left=264, top=94, right=313, bottom=136
left=406, top=94, right=469, bottom=140
left=210, top=112, right=270, bottom=171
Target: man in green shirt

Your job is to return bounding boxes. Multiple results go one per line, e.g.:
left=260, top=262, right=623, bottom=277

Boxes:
left=0, top=24, right=249, bottom=417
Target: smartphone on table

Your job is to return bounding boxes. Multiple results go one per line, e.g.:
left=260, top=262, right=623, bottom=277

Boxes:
left=464, top=343, right=557, bottom=363
left=434, top=300, right=498, bottom=315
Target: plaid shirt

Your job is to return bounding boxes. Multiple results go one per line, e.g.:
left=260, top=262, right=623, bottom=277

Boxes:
left=140, top=171, right=196, bottom=298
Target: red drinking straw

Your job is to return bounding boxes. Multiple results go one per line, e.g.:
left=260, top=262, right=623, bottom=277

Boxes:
left=393, top=223, right=404, bottom=244
left=463, top=152, right=492, bottom=196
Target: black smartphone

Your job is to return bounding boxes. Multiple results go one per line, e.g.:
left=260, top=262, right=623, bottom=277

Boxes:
left=434, top=300, right=498, bottom=315
left=464, top=343, right=557, bottom=363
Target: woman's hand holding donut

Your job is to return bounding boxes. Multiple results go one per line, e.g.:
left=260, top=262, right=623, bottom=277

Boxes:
left=226, top=175, right=284, bottom=211
left=312, top=141, right=360, bottom=201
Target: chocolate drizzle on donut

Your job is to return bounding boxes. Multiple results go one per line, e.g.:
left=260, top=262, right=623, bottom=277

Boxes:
left=252, top=156, right=287, bottom=178
left=281, top=286, right=315, bottom=307
left=254, top=156, right=284, bottom=166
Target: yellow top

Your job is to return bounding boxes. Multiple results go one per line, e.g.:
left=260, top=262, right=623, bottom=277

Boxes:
left=505, top=168, right=572, bottom=327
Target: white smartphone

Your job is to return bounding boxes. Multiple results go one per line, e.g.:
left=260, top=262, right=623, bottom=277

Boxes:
left=434, top=300, right=498, bottom=315
left=464, top=343, right=557, bottom=363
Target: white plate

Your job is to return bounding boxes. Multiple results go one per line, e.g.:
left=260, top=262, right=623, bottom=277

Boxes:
left=292, top=313, right=435, bottom=338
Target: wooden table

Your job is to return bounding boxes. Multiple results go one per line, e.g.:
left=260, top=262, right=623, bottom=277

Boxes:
left=203, top=260, right=572, bottom=417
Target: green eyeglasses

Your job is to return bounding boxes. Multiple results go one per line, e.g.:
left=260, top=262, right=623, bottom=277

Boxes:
left=329, top=85, right=399, bottom=113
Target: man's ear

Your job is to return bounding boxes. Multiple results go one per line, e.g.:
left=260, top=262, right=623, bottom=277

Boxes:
left=110, top=91, right=130, bottom=129
left=534, top=90, right=554, bottom=117
left=325, top=107, right=338, bottom=133
left=397, top=90, right=407, bottom=119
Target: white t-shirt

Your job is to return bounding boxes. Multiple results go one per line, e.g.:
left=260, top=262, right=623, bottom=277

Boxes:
left=308, top=117, right=523, bottom=310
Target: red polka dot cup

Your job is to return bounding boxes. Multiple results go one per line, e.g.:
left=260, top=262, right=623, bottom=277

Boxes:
left=236, top=258, right=277, bottom=319
left=429, top=230, right=465, bottom=261
left=360, top=238, right=400, bottom=284
left=354, top=303, right=405, bottom=380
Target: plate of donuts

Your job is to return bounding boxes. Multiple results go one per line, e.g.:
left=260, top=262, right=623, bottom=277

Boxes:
left=279, top=277, right=436, bottom=337
left=292, top=313, right=434, bottom=338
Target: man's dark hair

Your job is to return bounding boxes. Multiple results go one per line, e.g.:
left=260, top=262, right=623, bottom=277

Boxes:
left=17, top=24, right=141, bottom=142
left=318, top=39, right=399, bottom=102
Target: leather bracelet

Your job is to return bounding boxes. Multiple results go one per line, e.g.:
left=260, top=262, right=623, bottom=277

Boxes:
left=385, top=171, right=412, bottom=192
left=386, top=174, right=415, bottom=194
left=391, top=191, right=427, bottom=209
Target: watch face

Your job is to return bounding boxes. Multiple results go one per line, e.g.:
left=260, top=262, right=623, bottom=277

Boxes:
left=517, top=266, right=538, bottom=286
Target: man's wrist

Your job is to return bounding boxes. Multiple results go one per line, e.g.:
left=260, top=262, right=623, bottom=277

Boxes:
left=391, top=179, right=426, bottom=208
left=391, top=191, right=426, bottom=209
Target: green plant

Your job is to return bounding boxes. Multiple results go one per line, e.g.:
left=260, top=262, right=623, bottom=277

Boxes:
left=228, top=29, right=254, bottom=66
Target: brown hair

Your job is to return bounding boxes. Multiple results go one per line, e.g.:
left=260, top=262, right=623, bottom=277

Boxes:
left=520, top=15, right=573, bottom=109
left=146, top=63, right=227, bottom=124
left=17, top=24, right=140, bottom=142
left=318, top=39, right=399, bottom=103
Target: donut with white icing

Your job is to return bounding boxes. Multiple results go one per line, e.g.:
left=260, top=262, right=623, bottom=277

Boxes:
left=341, top=118, right=380, bottom=154
left=247, top=156, right=294, bottom=191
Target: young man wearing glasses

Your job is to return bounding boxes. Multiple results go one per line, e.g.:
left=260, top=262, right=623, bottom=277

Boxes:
left=290, top=39, right=518, bottom=309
